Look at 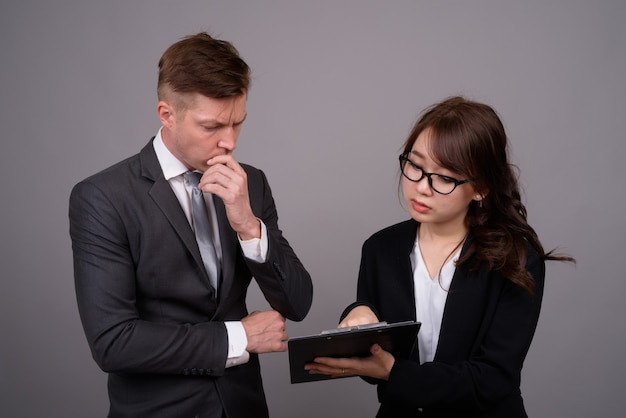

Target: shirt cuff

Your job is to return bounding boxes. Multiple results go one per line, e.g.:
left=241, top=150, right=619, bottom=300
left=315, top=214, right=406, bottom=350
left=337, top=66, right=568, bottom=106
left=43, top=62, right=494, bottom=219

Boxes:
left=238, top=219, right=268, bottom=262
left=224, top=321, right=250, bottom=368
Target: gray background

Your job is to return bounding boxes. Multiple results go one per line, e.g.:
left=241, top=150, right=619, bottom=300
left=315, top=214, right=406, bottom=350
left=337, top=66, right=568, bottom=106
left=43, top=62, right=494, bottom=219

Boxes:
left=1, top=1, right=624, bottom=417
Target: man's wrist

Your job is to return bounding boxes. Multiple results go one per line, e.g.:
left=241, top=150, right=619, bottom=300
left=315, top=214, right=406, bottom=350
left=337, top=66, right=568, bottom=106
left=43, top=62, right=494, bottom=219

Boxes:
left=237, top=217, right=261, bottom=241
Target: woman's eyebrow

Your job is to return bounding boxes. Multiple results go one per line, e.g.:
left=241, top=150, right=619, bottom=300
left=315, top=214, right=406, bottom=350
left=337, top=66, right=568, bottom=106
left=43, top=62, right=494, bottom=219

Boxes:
left=410, top=149, right=426, bottom=159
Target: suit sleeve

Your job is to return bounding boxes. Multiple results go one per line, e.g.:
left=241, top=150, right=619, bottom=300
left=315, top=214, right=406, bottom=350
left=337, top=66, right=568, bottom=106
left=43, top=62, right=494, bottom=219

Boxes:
left=70, top=180, right=229, bottom=376
left=241, top=168, right=313, bottom=321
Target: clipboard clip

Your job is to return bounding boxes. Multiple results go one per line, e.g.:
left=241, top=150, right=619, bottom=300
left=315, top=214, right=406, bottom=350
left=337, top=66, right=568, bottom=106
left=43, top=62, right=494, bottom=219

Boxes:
left=320, top=321, right=388, bottom=335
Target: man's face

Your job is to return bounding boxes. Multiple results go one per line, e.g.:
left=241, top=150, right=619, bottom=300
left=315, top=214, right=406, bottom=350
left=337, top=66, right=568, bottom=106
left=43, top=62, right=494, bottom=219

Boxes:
left=160, top=92, right=247, bottom=171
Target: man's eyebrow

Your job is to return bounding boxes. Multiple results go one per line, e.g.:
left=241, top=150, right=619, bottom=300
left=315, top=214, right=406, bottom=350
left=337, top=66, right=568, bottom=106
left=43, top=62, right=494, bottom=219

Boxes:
left=197, top=113, right=247, bottom=126
left=234, top=113, right=247, bottom=124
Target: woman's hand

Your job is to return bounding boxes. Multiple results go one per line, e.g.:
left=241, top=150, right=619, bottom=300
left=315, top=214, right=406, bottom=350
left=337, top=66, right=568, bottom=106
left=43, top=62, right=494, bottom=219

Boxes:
left=338, top=305, right=379, bottom=328
left=304, top=344, right=395, bottom=381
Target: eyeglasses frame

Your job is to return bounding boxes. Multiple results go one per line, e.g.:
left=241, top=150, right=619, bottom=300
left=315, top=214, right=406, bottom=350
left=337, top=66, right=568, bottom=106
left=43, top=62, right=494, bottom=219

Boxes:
left=399, top=154, right=470, bottom=195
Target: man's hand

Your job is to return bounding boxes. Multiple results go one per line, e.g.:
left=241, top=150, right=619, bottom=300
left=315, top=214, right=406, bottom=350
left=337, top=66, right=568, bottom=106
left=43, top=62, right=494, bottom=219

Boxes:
left=241, top=310, right=288, bottom=354
left=338, top=305, right=379, bottom=328
left=199, top=155, right=261, bottom=241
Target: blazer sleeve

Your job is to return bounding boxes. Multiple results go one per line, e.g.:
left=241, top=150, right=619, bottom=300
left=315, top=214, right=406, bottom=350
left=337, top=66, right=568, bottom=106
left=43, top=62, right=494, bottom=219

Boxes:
left=240, top=167, right=313, bottom=321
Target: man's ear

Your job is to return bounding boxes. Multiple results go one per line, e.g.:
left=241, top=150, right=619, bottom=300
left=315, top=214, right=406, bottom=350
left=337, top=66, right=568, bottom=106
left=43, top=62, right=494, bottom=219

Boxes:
left=157, top=101, right=175, bottom=128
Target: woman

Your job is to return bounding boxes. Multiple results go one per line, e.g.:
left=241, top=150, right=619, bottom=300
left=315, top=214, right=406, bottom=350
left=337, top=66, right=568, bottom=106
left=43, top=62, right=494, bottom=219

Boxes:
left=305, top=96, right=574, bottom=417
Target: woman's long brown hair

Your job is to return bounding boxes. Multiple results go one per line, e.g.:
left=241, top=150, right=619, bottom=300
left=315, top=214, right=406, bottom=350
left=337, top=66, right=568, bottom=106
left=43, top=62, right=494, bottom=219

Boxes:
left=401, top=96, right=575, bottom=293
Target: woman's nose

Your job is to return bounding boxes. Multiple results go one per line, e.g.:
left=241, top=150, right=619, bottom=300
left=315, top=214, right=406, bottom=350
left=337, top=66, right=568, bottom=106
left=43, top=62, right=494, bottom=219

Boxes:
left=415, top=174, right=434, bottom=194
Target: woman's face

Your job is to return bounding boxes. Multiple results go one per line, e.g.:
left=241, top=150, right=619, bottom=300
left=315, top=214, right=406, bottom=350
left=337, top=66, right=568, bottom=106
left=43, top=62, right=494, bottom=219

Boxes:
left=402, top=128, right=480, bottom=231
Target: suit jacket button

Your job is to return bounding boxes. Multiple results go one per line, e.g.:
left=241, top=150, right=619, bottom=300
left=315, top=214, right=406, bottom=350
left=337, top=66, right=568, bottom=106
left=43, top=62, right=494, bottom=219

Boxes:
left=272, top=262, right=286, bottom=280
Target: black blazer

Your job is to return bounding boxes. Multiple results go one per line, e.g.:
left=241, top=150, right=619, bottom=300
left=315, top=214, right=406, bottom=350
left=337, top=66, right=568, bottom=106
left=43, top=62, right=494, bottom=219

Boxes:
left=344, top=219, right=544, bottom=418
left=69, top=140, right=313, bottom=418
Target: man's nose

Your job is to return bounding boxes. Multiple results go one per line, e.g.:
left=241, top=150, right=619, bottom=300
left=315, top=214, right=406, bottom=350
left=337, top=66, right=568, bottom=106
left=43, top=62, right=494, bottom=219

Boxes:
left=218, top=127, right=237, bottom=151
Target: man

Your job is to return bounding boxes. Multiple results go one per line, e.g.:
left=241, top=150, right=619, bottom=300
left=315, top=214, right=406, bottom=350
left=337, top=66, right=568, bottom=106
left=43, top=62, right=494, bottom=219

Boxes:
left=69, top=33, right=313, bottom=418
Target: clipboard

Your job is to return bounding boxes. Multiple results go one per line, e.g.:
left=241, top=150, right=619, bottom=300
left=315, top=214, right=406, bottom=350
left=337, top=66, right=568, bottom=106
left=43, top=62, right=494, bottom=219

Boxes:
left=287, top=321, right=420, bottom=383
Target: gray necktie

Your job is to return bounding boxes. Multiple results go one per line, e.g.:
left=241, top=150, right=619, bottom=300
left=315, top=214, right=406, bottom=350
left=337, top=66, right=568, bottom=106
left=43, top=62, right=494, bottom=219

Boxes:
left=184, top=171, right=221, bottom=291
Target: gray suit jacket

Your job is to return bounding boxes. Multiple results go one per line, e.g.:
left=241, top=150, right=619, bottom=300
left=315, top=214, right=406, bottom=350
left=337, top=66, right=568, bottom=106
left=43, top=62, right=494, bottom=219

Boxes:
left=70, top=139, right=313, bottom=418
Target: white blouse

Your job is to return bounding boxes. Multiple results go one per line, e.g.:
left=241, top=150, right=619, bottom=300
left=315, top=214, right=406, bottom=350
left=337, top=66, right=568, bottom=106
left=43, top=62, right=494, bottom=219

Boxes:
left=411, top=237, right=461, bottom=364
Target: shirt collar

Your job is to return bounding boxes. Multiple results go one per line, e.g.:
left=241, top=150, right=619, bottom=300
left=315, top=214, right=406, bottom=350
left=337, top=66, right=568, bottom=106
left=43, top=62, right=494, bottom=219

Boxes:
left=153, top=128, right=190, bottom=180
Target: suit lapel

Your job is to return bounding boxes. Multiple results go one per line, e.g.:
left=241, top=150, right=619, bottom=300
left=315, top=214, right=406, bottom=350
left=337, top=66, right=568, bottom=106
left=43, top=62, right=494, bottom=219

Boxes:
left=139, top=141, right=210, bottom=286
left=150, top=179, right=205, bottom=267
left=435, top=238, right=489, bottom=362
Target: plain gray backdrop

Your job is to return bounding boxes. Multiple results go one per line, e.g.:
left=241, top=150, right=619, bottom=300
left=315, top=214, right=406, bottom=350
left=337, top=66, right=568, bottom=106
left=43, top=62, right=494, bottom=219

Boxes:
left=1, top=1, right=624, bottom=417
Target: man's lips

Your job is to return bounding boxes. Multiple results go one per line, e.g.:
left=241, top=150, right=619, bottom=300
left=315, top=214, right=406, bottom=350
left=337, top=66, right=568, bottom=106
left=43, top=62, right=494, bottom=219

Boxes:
left=411, top=199, right=431, bottom=214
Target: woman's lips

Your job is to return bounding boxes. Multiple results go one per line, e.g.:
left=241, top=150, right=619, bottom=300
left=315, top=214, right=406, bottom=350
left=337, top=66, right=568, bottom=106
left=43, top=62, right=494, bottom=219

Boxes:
left=411, top=199, right=431, bottom=214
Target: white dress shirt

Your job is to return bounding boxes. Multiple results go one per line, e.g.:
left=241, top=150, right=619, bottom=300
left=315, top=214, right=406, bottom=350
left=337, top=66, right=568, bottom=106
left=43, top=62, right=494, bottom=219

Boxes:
left=153, top=129, right=268, bottom=367
left=411, top=237, right=461, bottom=364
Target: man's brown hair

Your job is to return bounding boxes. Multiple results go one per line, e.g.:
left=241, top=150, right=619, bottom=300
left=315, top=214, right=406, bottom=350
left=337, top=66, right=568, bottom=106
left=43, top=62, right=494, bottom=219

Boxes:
left=157, top=32, right=250, bottom=103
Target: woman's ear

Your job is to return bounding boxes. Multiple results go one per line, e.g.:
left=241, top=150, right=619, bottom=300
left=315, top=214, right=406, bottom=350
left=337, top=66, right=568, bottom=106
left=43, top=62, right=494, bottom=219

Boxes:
left=473, top=191, right=488, bottom=207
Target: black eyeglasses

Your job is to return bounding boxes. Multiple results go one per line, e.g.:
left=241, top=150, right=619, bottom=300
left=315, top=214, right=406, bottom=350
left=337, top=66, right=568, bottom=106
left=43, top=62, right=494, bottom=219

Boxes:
left=399, top=154, right=469, bottom=195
